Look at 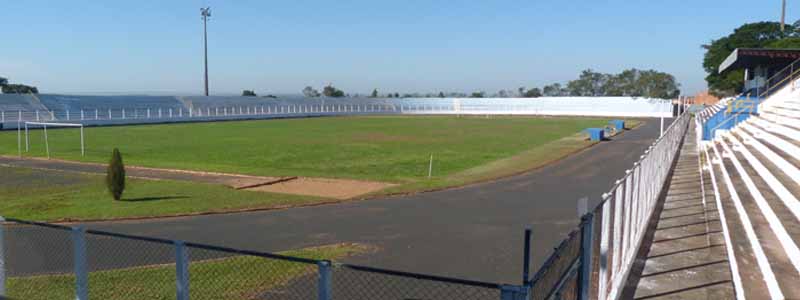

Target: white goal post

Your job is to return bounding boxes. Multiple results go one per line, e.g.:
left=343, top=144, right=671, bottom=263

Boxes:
left=21, top=122, right=85, bottom=159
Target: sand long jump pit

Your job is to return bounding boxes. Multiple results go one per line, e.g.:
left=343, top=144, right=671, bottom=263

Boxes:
left=0, top=156, right=394, bottom=200
left=242, top=177, right=395, bottom=199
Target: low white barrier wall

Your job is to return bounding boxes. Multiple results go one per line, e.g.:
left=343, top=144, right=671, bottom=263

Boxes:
left=397, top=97, right=672, bottom=118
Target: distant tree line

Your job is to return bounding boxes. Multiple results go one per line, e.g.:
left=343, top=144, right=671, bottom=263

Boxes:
left=355, top=68, right=678, bottom=99
left=301, top=84, right=346, bottom=97
left=0, top=76, right=39, bottom=94
left=510, top=69, right=680, bottom=99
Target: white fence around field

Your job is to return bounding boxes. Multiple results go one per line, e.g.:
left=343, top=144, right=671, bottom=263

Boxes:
left=525, top=110, right=690, bottom=300
left=0, top=97, right=672, bottom=129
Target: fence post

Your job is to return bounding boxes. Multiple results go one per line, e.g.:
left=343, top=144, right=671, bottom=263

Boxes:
left=0, top=216, right=5, bottom=297
left=577, top=212, right=595, bottom=300
left=175, top=241, right=190, bottom=300
left=318, top=260, right=332, bottom=300
left=500, top=284, right=528, bottom=300
left=72, top=226, right=88, bottom=300
left=522, top=228, right=531, bottom=285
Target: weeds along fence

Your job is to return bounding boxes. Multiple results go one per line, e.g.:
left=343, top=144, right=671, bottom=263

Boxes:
left=0, top=217, right=508, bottom=300
left=524, top=111, right=691, bottom=300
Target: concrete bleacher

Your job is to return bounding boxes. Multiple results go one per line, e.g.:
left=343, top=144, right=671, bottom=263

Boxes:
left=37, top=94, right=185, bottom=111
left=0, top=94, right=47, bottom=112
left=1, top=94, right=673, bottom=130
left=702, top=90, right=800, bottom=299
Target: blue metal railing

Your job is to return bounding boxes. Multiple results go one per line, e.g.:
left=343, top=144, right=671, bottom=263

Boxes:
left=702, top=96, right=760, bottom=141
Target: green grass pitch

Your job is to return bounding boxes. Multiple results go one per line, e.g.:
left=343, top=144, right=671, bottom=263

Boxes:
left=0, top=116, right=612, bottom=183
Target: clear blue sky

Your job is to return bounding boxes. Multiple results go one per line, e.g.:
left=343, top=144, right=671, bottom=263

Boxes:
left=1, top=0, right=795, bottom=96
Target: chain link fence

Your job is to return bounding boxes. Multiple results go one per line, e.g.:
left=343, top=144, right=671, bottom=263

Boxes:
left=0, top=217, right=506, bottom=300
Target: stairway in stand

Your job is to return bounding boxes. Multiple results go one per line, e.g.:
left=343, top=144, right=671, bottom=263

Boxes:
left=625, top=120, right=735, bottom=299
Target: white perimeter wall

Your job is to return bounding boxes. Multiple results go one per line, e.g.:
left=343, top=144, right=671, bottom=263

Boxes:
left=397, top=97, right=673, bottom=118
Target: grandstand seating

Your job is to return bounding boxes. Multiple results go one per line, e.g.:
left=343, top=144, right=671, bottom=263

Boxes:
left=0, top=94, right=47, bottom=111
left=1, top=94, right=673, bottom=129
left=701, top=79, right=800, bottom=298
left=37, top=94, right=184, bottom=111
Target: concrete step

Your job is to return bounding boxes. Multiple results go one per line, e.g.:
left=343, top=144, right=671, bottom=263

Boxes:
left=705, top=146, right=772, bottom=299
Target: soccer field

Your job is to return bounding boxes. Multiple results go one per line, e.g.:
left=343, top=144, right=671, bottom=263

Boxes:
left=0, top=116, right=617, bottom=185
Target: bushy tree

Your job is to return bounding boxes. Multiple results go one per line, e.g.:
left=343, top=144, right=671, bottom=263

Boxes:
left=106, top=148, right=126, bottom=201
left=438, top=91, right=446, bottom=98
left=370, top=89, right=379, bottom=98
left=523, top=88, right=542, bottom=98
left=567, top=69, right=610, bottom=96
left=1, top=84, right=38, bottom=94
left=542, top=83, right=566, bottom=96
left=241, top=90, right=257, bottom=96
left=0, top=76, right=7, bottom=86
left=302, top=86, right=320, bottom=97
left=702, top=22, right=797, bottom=96
left=470, top=91, right=485, bottom=98
left=323, top=84, right=345, bottom=97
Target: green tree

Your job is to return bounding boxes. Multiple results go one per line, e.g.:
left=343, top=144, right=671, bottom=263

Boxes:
left=302, top=86, right=320, bottom=97
left=106, top=148, right=126, bottom=201
left=765, top=37, right=800, bottom=48
left=438, top=91, right=446, bottom=98
left=0, top=76, right=7, bottom=86
left=241, top=90, right=257, bottom=97
left=542, top=83, right=565, bottom=96
left=703, top=22, right=797, bottom=96
left=567, top=69, right=609, bottom=96
left=370, top=89, right=379, bottom=98
left=635, top=70, right=681, bottom=98
left=470, top=91, right=485, bottom=98
left=394, top=92, right=400, bottom=98
left=524, top=88, right=542, bottom=98
left=1, top=84, right=38, bottom=94
left=323, top=84, right=345, bottom=97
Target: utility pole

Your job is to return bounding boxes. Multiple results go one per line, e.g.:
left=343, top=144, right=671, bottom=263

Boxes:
left=201, top=7, right=211, bottom=96
left=782, top=0, right=787, bottom=32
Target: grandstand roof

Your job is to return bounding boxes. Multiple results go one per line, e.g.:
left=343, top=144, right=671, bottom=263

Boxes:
left=719, top=48, right=800, bottom=73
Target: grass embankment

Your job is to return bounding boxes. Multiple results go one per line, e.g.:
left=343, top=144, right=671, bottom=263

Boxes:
left=0, top=166, right=326, bottom=221
left=7, top=243, right=369, bottom=300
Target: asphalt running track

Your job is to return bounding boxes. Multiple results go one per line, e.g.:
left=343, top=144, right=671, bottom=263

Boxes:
left=6, top=118, right=671, bottom=285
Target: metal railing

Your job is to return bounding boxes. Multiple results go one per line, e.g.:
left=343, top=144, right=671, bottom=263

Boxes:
left=759, top=57, right=800, bottom=99
left=0, top=217, right=505, bottom=300
left=0, top=104, right=402, bottom=130
left=701, top=97, right=759, bottom=141
left=525, top=110, right=691, bottom=299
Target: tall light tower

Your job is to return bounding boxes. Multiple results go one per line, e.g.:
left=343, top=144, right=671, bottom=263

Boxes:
left=201, top=7, right=211, bottom=96
left=782, top=0, right=787, bottom=32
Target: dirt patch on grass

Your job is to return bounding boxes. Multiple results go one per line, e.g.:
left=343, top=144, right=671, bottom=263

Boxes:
left=245, top=177, right=396, bottom=199
left=0, top=156, right=395, bottom=200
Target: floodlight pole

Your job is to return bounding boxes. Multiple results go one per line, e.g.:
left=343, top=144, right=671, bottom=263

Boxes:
left=201, top=7, right=211, bottom=96
left=782, top=0, right=787, bottom=32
